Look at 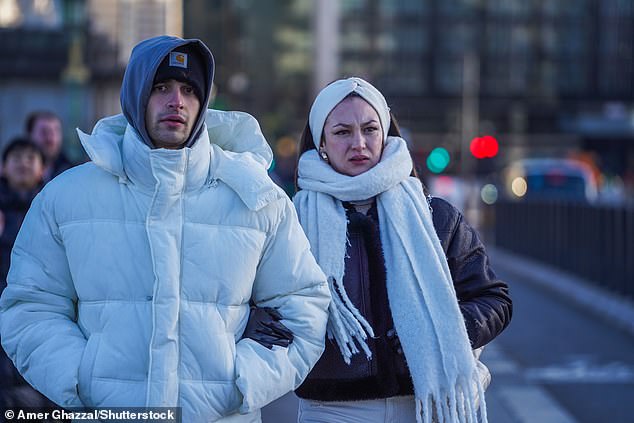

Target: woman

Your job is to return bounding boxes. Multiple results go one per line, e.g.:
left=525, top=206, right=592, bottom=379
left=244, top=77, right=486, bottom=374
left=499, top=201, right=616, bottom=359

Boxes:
left=293, top=77, right=512, bottom=423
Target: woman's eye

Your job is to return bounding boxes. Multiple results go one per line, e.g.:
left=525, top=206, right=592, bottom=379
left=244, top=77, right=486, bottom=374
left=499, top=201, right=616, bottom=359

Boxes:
left=334, top=130, right=348, bottom=136
left=364, top=126, right=378, bottom=133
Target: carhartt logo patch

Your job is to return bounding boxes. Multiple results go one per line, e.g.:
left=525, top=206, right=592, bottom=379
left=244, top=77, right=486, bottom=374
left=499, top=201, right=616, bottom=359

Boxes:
left=169, top=52, right=187, bottom=68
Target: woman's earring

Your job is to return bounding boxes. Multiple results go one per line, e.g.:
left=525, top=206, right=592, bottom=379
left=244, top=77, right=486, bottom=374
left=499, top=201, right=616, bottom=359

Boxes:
left=320, top=150, right=329, bottom=162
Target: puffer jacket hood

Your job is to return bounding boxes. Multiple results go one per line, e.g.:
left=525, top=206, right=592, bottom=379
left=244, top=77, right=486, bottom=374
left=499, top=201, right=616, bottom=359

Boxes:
left=77, top=109, right=277, bottom=211
left=120, top=35, right=215, bottom=148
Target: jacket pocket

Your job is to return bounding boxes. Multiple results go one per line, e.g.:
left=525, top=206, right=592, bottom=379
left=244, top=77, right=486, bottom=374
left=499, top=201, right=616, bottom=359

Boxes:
left=77, top=333, right=101, bottom=407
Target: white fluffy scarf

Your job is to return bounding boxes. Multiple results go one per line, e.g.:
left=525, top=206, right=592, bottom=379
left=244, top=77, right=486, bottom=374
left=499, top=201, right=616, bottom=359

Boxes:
left=294, top=137, right=487, bottom=423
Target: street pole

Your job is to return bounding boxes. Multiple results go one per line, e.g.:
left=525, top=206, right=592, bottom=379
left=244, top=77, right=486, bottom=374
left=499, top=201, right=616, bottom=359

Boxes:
left=461, top=51, right=481, bottom=227
left=313, top=0, right=339, bottom=96
left=62, top=0, right=89, bottom=163
left=461, top=51, right=480, bottom=177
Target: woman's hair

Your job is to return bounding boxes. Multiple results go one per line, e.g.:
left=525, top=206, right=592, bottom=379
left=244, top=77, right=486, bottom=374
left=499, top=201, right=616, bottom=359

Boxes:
left=293, top=102, right=421, bottom=191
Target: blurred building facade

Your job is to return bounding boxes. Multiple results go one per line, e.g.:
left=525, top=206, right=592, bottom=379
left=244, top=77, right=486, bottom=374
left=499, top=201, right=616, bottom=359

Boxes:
left=336, top=0, right=634, bottom=186
left=185, top=0, right=634, bottom=194
left=0, top=0, right=183, bottom=160
left=2, top=0, right=630, bottom=190
left=88, top=0, right=183, bottom=65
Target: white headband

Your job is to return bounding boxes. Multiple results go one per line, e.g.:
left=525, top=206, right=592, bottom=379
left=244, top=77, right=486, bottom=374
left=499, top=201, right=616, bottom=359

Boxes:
left=308, top=77, right=391, bottom=149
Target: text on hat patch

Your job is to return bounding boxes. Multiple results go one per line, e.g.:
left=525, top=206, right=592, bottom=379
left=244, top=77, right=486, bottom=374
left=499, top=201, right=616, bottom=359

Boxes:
left=169, top=52, right=188, bottom=68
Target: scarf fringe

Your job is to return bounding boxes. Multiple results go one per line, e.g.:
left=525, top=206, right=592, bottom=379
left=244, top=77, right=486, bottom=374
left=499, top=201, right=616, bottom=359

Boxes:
left=414, top=372, right=487, bottom=423
left=325, top=276, right=374, bottom=364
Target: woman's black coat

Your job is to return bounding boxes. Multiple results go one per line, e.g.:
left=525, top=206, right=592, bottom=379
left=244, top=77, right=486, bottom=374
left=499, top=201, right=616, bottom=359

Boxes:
left=296, top=196, right=512, bottom=401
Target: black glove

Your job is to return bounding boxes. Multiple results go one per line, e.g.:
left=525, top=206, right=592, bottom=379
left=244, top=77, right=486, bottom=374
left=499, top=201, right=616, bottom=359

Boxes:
left=386, top=328, right=404, bottom=356
left=242, top=306, right=294, bottom=349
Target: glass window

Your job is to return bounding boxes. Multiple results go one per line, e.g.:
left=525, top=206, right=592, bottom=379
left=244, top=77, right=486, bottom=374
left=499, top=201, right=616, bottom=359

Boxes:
left=487, top=0, right=533, bottom=16
left=340, top=23, right=371, bottom=51
left=558, top=61, right=589, bottom=94
left=341, top=0, right=366, bottom=13
left=439, top=0, right=476, bottom=17
left=509, top=56, right=531, bottom=94
left=487, top=25, right=511, bottom=56
left=509, top=25, right=531, bottom=57
left=543, top=0, right=589, bottom=17
left=540, top=24, right=590, bottom=58
left=599, top=60, right=633, bottom=96
left=541, top=25, right=557, bottom=56
left=601, top=0, right=634, bottom=17
left=0, top=0, right=61, bottom=28
left=483, top=62, right=510, bottom=95
left=559, top=25, right=587, bottom=57
left=341, top=59, right=371, bottom=79
left=436, top=59, right=463, bottom=94
left=379, top=56, right=426, bottom=94
left=538, top=61, right=557, bottom=96
left=377, top=32, right=396, bottom=53
left=600, top=17, right=633, bottom=60
left=600, top=23, right=620, bottom=55
left=393, top=26, right=428, bottom=53
left=379, top=0, right=428, bottom=16
left=439, top=23, right=476, bottom=54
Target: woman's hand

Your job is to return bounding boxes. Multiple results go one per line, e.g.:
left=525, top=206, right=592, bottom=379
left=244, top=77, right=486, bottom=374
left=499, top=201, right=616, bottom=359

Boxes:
left=242, top=306, right=294, bottom=349
left=386, top=328, right=404, bottom=356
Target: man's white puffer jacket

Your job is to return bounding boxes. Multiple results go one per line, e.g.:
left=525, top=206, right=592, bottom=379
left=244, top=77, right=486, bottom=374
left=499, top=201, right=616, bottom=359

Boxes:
left=0, top=110, right=330, bottom=422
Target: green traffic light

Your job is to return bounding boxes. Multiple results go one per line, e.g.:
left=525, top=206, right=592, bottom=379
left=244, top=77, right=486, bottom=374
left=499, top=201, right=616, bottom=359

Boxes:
left=427, top=147, right=450, bottom=173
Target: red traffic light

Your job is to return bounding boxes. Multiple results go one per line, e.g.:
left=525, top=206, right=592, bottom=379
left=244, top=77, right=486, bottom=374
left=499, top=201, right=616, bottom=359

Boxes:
left=470, top=135, right=499, bottom=159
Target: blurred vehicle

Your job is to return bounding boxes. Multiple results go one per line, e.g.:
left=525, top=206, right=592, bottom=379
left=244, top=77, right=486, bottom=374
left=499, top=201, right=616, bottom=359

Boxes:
left=502, top=158, right=598, bottom=203
left=426, top=174, right=467, bottom=212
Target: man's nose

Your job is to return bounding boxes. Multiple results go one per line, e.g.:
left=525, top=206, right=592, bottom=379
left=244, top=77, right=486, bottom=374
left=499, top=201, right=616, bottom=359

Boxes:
left=167, top=90, right=184, bottom=108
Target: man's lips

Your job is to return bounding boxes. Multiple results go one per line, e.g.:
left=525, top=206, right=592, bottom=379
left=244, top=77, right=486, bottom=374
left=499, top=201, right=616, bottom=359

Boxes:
left=160, top=115, right=186, bottom=124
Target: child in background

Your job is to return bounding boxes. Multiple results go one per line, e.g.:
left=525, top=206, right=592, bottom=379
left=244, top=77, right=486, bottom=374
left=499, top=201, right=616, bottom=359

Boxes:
left=0, top=137, right=53, bottom=409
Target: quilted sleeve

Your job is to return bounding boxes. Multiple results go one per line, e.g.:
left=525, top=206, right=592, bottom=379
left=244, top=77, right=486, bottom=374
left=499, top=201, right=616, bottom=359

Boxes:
left=0, top=190, right=86, bottom=407
left=233, top=197, right=330, bottom=414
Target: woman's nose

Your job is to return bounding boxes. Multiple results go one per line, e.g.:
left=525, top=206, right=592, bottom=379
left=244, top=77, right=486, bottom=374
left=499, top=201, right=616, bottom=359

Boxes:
left=351, top=131, right=367, bottom=149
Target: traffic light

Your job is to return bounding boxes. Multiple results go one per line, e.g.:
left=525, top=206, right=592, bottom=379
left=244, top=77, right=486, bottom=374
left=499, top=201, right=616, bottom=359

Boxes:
left=470, top=135, right=498, bottom=159
left=427, top=147, right=450, bottom=173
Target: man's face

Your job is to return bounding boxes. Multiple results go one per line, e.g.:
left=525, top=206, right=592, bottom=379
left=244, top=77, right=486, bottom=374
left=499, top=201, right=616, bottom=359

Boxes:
left=145, top=79, right=201, bottom=149
left=30, top=117, right=62, bottom=160
left=3, top=148, right=44, bottom=191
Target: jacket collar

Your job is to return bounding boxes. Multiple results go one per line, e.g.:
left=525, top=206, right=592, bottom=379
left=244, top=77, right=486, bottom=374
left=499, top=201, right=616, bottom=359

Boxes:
left=121, top=123, right=211, bottom=192
left=77, top=111, right=283, bottom=209
left=78, top=114, right=211, bottom=193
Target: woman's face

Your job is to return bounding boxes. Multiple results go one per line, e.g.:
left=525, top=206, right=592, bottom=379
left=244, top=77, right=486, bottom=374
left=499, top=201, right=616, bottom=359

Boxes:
left=321, top=96, right=383, bottom=176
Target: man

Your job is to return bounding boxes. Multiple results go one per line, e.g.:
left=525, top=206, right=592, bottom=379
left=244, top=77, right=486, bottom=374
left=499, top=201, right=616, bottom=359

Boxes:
left=0, top=36, right=330, bottom=422
left=25, top=110, right=74, bottom=181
